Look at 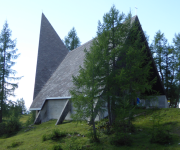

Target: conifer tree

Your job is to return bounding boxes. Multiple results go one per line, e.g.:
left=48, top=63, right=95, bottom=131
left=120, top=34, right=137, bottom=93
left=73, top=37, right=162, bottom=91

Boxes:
left=70, top=6, right=156, bottom=137
left=0, top=21, right=19, bottom=123
left=64, top=27, right=81, bottom=51
left=70, top=45, right=104, bottom=141
left=94, top=5, right=130, bottom=125
left=151, top=30, right=167, bottom=83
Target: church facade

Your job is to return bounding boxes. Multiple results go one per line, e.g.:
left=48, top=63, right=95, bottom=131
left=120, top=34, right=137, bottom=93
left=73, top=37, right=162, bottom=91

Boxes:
left=30, top=14, right=168, bottom=125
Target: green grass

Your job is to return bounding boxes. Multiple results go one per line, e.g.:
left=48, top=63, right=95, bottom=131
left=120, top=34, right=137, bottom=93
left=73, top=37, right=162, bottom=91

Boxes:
left=0, top=108, right=180, bottom=149
left=20, top=114, right=30, bottom=124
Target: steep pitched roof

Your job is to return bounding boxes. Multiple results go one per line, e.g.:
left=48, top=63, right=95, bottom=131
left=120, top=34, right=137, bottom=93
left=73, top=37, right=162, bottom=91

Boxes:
left=30, top=39, right=93, bottom=109
left=33, top=13, right=69, bottom=99
left=134, top=16, right=166, bottom=96
left=30, top=15, right=166, bottom=110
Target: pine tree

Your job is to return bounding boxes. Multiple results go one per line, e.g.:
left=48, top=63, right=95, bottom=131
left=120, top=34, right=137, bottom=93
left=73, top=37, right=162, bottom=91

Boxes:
left=0, top=21, right=20, bottom=123
left=64, top=27, right=81, bottom=51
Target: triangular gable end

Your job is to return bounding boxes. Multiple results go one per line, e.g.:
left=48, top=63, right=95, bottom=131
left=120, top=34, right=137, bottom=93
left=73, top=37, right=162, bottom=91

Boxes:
left=33, top=13, right=69, bottom=99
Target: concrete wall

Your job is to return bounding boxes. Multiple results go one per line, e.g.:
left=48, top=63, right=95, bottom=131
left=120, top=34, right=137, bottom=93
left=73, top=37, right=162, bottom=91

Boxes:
left=35, top=99, right=72, bottom=124
left=140, top=95, right=168, bottom=108
left=47, top=99, right=67, bottom=119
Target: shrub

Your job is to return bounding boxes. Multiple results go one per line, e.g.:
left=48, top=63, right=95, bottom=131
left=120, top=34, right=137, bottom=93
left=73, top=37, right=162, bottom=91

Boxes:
left=110, top=132, right=133, bottom=146
left=150, top=129, right=172, bottom=145
left=7, top=141, right=23, bottom=148
left=0, top=115, right=22, bottom=137
left=65, top=136, right=84, bottom=150
left=52, top=144, right=63, bottom=150
left=0, top=122, right=6, bottom=136
left=86, top=127, right=100, bottom=143
left=50, top=129, right=67, bottom=141
left=42, top=134, right=47, bottom=142
left=5, top=115, right=22, bottom=135
left=150, top=111, right=172, bottom=144
left=42, top=129, right=67, bottom=142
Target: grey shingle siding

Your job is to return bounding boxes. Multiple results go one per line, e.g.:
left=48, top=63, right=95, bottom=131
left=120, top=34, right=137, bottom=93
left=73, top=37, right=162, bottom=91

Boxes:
left=33, top=13, right=69, bottom=99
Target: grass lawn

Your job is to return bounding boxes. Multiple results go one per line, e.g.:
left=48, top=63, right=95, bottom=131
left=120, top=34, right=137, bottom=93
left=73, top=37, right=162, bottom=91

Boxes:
left=0, top=108, right=180, bottom=149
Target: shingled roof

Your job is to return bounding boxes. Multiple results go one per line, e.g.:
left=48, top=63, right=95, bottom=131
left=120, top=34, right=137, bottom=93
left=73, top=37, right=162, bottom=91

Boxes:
left=30, top=38, right=93, bottom=109
left=30, top=15, right=166, bottom=110
left=33, top=13, right=69, bottom=99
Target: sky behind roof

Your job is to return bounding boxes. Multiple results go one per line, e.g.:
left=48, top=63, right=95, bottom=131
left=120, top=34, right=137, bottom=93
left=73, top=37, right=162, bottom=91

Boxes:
left=0, top=0, right=180, bottom=109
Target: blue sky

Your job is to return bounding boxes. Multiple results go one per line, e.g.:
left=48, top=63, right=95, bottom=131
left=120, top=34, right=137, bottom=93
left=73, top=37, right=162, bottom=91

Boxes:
left=0, top=0, right=180, bottom=109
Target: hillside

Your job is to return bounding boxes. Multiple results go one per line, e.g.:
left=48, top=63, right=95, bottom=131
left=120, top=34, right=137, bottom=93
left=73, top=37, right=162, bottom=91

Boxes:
left=1, top=108, right=180, bottom=149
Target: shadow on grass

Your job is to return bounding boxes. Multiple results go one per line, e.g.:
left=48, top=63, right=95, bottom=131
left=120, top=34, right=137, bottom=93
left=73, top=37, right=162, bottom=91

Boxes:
left=61, top=120, right=73, bottom=125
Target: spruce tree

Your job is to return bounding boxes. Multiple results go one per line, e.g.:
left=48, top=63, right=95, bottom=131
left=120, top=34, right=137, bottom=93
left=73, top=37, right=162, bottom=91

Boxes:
left=0, top=21, right=19, bottom=123
left=64, top=27, right=81, bottom=51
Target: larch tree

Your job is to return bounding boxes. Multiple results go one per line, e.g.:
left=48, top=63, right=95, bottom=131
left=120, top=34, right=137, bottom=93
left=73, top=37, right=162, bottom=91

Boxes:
left=94, top=5, right=131, bottom=126
left=151, top=30, right=167, bottom=83
left=64, top=27, right=81, bottom=51
left=70, top=44, right=104, bottom=142
left=172, top=33, right=180, bottom=107
left=70, top=5, right=156, bottom=137
left=0, top=21, right=20, bottom=123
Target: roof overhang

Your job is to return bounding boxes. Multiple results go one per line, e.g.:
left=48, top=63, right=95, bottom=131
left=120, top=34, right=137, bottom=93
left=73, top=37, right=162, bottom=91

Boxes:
left=29, top=96, right=71, bottom=111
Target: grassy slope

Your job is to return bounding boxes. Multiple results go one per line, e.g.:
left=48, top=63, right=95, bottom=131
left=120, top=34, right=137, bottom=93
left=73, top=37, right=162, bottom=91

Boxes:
left=0, top=108, right=180, bottom=150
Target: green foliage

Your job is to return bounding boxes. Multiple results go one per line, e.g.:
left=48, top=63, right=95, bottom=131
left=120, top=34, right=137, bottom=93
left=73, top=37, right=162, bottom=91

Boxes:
left=0, top=20, right=20, bottom=123
left=150, top=110, right=172, bottom=144
left=42, top=134, right=47, bottom=142
left=64, top=27, right=81, bottom=51
left=3, top=99, right=25, bottom=119
left=97, top=118, right=110, bottom=134
left=110, top=100, right=135, bottom=146
left=151, top=31, right=180, bottom=107
left=50, top=129, right=67, bottom=141
left=86, top=126, right=100, bottom=143
left=110, top=132, right=133, bottom=146
left=7, top=141, right=23, bottom=148
left=0, top=114, right=22, bottom=137
left=65, top=136, right=83, bottom=150
left=25, top=110, right=36, bottom=126
left=52, top=144, right=63, bottom=150
left=42, top=129, right=67, bottom=142
left=16, top=98, right=26, bottom=114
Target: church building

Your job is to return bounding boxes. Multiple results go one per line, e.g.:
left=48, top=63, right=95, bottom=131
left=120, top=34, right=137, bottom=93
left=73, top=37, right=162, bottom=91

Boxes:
left=30, top=13, right=168, bottom=125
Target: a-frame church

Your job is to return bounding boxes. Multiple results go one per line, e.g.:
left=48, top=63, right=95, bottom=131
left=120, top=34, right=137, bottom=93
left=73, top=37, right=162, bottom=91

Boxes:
left=30, top=13, right=168, bottom=125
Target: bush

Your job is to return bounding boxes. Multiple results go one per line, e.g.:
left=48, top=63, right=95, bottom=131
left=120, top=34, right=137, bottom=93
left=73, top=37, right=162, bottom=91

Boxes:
left=42, top=134, right=47, bottom=142
left=42, top=129, right=67, bottom=142
left=5, top=115, right=22, bottom=135
left=52, top=144, right=63, bottom=150
left=0, top=115, right=22, bottom=137
left=110, top=132, right=133, bottom=146
left=150, top=129, right=172, bottom=145
left=7, top=141, right=23, bottom=148
left=50, top=129, right=67, bottom=141
left=0, top=122, right=6, bottom=136
left=150, top=111, right=172, bottom=144
left=86, top=127, right=100, bottom=143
